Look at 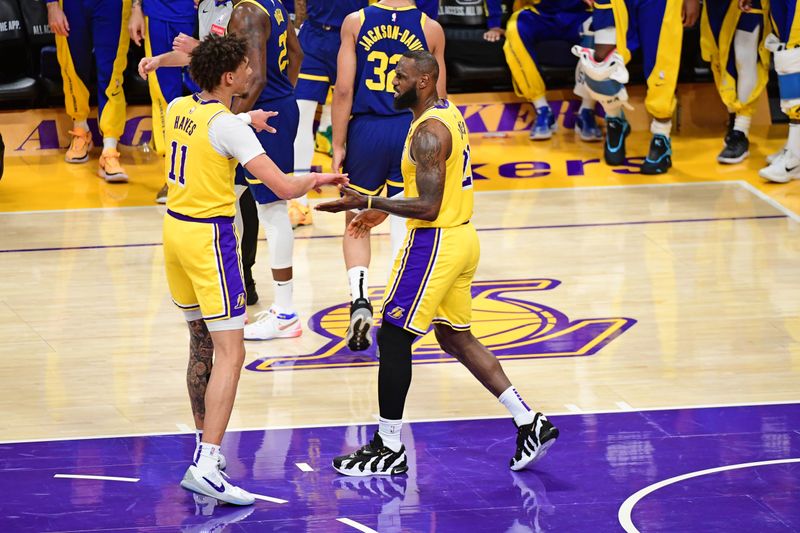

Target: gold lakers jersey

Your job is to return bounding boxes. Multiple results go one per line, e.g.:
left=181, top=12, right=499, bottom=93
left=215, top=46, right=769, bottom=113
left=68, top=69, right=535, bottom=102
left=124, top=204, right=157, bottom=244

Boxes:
left=401, top=100, right=474, bottom=229
left=165, top=95, right=238, bottom=219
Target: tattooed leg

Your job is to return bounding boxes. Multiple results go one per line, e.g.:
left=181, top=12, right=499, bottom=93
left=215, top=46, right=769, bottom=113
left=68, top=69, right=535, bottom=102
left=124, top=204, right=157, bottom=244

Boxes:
left=187, top=319, right=214, bottom=431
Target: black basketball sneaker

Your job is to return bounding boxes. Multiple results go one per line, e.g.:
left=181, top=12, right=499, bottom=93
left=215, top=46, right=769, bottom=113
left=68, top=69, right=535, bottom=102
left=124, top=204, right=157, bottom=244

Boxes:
left=333, top=432, right=408, bottom=477
left=510, top=412, right=559, bottom=471
left=604, top=116, right=631, bottom=166
left=717, top=129, right=750, bottom=164
left=347, top=297, right=373, bottom=351
left=640, top=134, right=672, bottom=175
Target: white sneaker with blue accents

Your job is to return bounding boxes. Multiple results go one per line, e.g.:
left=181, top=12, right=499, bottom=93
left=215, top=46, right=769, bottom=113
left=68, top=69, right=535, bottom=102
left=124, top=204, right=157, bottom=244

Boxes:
left=180, top=465, right=255, bottom=506
left=244, top=305, right=302, bottom=340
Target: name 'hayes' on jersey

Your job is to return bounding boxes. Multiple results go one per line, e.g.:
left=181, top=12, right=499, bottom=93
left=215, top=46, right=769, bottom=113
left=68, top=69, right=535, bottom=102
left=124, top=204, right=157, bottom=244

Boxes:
left=353, top=4, right=429, bottom=116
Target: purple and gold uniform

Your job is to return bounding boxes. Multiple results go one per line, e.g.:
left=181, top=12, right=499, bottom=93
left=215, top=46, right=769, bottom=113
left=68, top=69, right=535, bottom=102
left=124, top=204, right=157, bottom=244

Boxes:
left=382, top=100, right=478, bottom=335
left=345, top=3, right=429, bottom=197
left=50, top=0, right=131, bottom=139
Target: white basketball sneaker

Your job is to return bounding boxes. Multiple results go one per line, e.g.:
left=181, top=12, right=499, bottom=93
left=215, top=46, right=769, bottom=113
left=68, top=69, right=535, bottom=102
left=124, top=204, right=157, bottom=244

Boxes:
left=180, top=465, right=255, bottom=506
left=759, top=149, right=800, bottom=183
left=766, top=145, right=787, bottom=164
left=244, top=306, right=302, bottom=341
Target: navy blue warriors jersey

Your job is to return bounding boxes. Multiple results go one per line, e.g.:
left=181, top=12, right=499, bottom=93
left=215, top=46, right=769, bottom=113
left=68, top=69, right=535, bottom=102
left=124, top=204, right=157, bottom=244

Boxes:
left=353, top=4, right=429, bottom=116
left=254, top=0, right=294, bottom=103
left=308, top=0, right=366, bottom=27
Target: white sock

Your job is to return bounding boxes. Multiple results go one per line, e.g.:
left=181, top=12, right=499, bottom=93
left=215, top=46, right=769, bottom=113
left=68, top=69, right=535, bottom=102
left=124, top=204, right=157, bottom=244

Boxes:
left=274, top=279, right=294, bottom=313
left=319, top=104, right=332, bottom=131
left=734, top=26, right=759, bottom=105
left=74, top=120, right=89, bottom=131
left=788, top=124, right=800, bottom=157
left=532, top=96, right=548, bottom=110
left=580, top=97, right=594, bottom=111
left=733, top=115, right=752, bottom=136
left=102, top=137, right=118, bottom=150
left=293, top=99, right=317, bottom=174
left=348, top=266, right=368, bottom=302
left=499, top=386, right=535, bottom=426
left=195, top=429, right=201, bottom=446
left=194, top=442, right=220, bottom=473
left=378, top=416, right=403, bottom=452
left=650, top=119, right=672, bottom=138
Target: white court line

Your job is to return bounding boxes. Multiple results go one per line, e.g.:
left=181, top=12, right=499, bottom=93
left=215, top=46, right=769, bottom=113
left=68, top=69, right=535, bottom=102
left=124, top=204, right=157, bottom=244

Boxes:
left=564, top=404, right=582, bottom=413
left=176, top=423, right=192, bottom=433
left=736, top=180, right=800, bottom=222
left=295, top=463, right=314, bottom=472
left=616, top=401, right=634, bottom=411
left=2, top=398, right=798, bottom=445
left=54, top=474, right=140, bottom=483
left=337, top=517, right=379, bottom=533
left=252, top=493, right=288, bottom=504
left=618, top=458, right=800, bottom=533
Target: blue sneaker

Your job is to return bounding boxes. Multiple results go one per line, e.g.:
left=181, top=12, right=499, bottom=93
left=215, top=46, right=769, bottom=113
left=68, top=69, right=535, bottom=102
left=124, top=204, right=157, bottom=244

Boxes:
left=575, top=108, right=602, bottom=142
left=640, top=134, right=672, bottom=174
left=529, top=106, right=556, bottom=140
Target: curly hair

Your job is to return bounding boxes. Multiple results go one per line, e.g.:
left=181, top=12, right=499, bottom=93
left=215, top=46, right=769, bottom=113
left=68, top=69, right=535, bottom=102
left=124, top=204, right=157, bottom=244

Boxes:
left=189, top=33, right=249, bottom=92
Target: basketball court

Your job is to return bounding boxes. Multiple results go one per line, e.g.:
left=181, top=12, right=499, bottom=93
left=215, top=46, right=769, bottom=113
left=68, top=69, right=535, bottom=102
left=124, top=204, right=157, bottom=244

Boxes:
left=1, top=85, right=799, bottom=531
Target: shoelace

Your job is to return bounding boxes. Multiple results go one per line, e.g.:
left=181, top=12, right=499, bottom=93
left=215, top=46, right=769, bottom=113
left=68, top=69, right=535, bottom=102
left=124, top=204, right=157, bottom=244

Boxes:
left=252, top=310, right=275, bottom=322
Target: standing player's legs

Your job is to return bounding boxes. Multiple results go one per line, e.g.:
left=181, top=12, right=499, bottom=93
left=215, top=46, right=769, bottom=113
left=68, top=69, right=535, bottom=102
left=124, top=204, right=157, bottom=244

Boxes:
left=244, top=97, right=303, bottom=340
left=56, top=0, right=93, bottom=164
left=163, top=215, right=253, bottom=505
left=505, top=7, right=599, bottom=141
left=146, top=16, right=194, bottom=202
left=91, top=0, right=131, bottom=182
left=581, top=0, right=634, bottom=165
left=636, top=0, right=682, bottom=175
left=292, top=24, right=339, bottom=227
left=333, top=225, right=557, bottom=477
left=759, top=0, right=800, bottom=182
left=341, top=114, right=410, bottom=352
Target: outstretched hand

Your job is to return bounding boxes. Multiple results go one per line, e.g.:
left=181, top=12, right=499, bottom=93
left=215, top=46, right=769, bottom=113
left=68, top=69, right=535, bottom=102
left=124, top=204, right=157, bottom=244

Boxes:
left=138, top=56, right=160, bottom=79
left=173, top=33, right=200, bottom=54
left=248, top=110, right=278, bottom=133
left=348, top=209, right=389, bottom=238
left=315, top=186, right=365, bottom=213
left=311, top=173, right=349, bottom=193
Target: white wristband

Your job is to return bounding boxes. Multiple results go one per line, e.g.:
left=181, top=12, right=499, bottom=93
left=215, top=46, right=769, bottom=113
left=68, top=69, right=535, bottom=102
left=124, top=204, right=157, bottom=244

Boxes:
left=236, top=112, right=252, bottom=125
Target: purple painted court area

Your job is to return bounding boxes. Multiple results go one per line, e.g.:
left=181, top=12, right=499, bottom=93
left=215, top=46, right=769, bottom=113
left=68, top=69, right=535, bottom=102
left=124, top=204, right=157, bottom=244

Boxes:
left=1, top=404, right=798, bottom=532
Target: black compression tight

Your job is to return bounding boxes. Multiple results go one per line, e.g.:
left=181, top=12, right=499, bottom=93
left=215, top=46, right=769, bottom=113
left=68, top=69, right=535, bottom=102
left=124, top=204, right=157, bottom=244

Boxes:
left=377, top=322, right=417, bottom=420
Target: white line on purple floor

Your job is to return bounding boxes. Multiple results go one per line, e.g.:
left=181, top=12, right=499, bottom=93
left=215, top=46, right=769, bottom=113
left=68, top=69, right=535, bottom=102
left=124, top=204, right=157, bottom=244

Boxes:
left=295, top=462, right=314, bottom=472
left=54, top=474, right=140, bottom=483
left=337, top=518, right=378, bottom=533
left=252, top=493, right=288, bottom=504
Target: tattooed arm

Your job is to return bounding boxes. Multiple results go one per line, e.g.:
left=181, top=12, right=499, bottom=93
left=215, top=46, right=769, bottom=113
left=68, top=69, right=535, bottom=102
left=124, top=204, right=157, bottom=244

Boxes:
left=187, top=319, right=214, bottom=428
left=228, top=2, right=270, bottom=114
left=317, top=118, right=452, bottom=222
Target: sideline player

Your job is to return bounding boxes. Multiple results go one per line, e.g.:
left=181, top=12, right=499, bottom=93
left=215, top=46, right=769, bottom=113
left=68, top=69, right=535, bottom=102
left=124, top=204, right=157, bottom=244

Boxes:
left=128, top=0, right=197, bottom=202
left=164, top=33, right=346, bottom=503
left=332, top=0, right=446, bottom=352
left=317, top=51, right=558, bottom=476
left=503, top=0, right=602, bottom=141
left=574, top=0, right=699, bottom=174
left=701, top=0, right=770, bottom=163
left=46, top=0, right=132, bottom=182
left=290, top=0, right=369, bottom=228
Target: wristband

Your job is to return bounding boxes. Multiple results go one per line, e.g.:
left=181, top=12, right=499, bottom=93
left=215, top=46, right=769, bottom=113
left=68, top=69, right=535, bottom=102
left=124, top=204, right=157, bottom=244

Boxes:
left=367, top=196, right=372, bottom=209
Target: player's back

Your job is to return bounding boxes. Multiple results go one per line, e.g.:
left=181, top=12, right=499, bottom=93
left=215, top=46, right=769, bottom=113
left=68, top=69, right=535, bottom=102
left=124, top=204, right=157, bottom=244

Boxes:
left=165, top=95, right=238, bottom=219
left=352, top=3, right=429, bottom=116
left=308, top=0, right=367, bottom=27
left=402, top=100, right=473, bottom=229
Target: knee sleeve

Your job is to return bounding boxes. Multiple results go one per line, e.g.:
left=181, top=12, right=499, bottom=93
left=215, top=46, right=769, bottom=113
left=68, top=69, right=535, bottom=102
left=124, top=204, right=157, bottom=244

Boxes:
left=293, top=99, right=318, bottom=174
left=377, top=322, right=416, bottom=420
left=256, top=201, right=294, bottom=270
left=734, top=27, right=760, bottom=105
left=767, top=34, right=800, bottom=117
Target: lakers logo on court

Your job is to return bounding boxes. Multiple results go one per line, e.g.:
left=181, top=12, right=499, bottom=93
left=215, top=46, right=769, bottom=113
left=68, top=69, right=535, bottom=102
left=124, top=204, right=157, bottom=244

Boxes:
left=246, top=279, right=636, bottom=372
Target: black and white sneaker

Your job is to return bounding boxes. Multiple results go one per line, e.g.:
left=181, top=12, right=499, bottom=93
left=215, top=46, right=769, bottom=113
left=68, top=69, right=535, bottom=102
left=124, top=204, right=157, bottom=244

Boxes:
left=510, top=413, right=559, bottom=471
left=718, top=130, right=750, bottom=164
left=604, top=116, right=631, bottom=166
left=333, top=432, right=408, bottom=477
left=346, top=298, right=373, bottom=351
